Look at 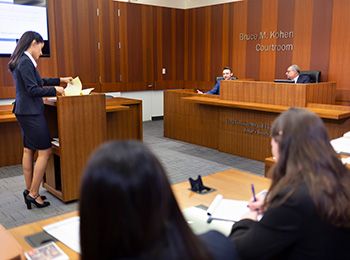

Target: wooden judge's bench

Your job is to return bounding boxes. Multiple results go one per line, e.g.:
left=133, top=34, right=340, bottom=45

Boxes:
left=164, top=81, right=350, bottom=161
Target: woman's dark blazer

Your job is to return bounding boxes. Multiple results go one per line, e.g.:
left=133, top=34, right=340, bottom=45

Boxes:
left=12, top=54, right=58, bottom=115
left=230, top=184, right=350, bottom=260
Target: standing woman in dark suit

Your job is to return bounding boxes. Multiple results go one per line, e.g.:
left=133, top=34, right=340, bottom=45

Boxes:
left=8, top=31, right=72, bottom=209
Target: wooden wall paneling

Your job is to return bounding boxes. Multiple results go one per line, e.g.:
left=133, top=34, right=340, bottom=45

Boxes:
left=204, top=7, right=211, bottom=81
left=0, top=58, right=13, bottom=98
left=155, top=8, right=185, bottom=90
left=194, top=8, right=207, bottom=81
left=170, top=9, right=177, bottom=82
left=117, top=2, right=129, bottom=91
left=120, top=3, right=155, bottom=91
left=53, top=0, right=99, bottom=90
left=53, top=1, right=74, bottom=75
left=38, top=0, right=58, bottom=79
left=290, top=0, right=312, bottom=73
left=155, top=7, right=164, bottom=85
left=259, top=0, right=277, bottom=81
left=273, top=0, right=295, bottom=78
left=245, top=0, right=262, bottom=80
left=175, top=9, right=185, bottom=85
left=125, top=3, right=142, bottom=87
left=310, top=0, right=333, bottom=82
left=221, top=4, right=230, bottom=68
left=210, top=5, right=224, bottom=79
left=98, top=0, right=119, bottom=86
left=161, top=8, right=173, bottom=82
left=183, top=10, right=190, bottom=82
left=190, top=9, right=197, bottom=82
left=141, top=4, right=155, bottom=89
left=329, top=0, right=350, bottom=104
left=231, top=1, right=247, bottom=79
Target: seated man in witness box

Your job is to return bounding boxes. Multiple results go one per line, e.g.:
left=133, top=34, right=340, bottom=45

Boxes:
left=286, top=64, right=311, bottom=83
left=197, top=67, right=237, bottom=95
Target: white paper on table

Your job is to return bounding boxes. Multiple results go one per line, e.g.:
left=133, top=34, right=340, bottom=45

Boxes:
left=330, top=137, right=350, bottom=154
left=43, top=216, right=80, bottom=253
left=207, top=194, right=250, bottom=222
left=81, top=88, right=94, bottom=95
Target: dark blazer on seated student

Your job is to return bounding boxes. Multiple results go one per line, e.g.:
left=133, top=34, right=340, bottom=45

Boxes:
left=230, top=108, right=350, bottom=260
left=80, top=141, right=238, bottom=260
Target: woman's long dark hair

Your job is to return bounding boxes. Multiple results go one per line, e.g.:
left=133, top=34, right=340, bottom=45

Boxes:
left=80, top=141, right=212, bottom=260
left=266, top=108, right=350, bottom=227
left=8, top=31, right=44, bottom=72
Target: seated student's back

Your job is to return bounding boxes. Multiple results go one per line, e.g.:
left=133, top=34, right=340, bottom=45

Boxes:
left=230, top=108, right=350, bottom=260
left=79, top=141, right=237, bottom=260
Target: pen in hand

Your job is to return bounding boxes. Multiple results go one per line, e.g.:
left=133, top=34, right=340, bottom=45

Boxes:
left=251, top=184, right=257, bottom=202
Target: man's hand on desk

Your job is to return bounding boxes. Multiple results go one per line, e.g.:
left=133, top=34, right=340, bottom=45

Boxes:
left=196, top=89, right=204, bottom=94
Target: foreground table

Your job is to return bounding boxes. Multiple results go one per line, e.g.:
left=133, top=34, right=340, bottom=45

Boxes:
left=9, top=169, right=270, bottom=258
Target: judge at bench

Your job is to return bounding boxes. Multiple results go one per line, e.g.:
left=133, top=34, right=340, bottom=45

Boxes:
left=286, top=64, right=311, bottom=83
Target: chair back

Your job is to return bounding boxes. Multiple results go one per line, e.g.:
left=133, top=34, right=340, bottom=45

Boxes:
left=300, top=70, right=321, bottom=83
left=215, top=76, right=237, bottom=82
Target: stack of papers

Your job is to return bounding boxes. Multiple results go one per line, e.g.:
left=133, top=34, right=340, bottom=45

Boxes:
left=330, top=131, right=350, bottom=155
left=43, top=216, right=80, bottom=253
left=64, top=77, right=94, bottom=96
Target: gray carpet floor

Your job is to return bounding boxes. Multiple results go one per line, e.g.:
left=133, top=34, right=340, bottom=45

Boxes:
left=0, top=120, right=264, bottom=228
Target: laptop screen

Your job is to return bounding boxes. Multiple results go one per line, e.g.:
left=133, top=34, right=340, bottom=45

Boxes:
left=274, top=79, right=294, bottom=83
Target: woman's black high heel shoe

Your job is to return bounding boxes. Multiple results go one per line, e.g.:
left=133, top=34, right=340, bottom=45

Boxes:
left=23, top=189, right=47, bottom=203
left=25, top=194, right=50, bottom=209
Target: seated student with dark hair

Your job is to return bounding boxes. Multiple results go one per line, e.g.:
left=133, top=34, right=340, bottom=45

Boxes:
left=197, top=67, right=237, bottom=95
left=79, top=140, right=237, bottom=260
left=285, top=64, right=311, bottom=83
left=230, top=108, right=350, bottom=260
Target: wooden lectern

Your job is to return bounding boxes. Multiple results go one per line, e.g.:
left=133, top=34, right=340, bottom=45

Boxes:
left=44, top=94, right=107, bottom=202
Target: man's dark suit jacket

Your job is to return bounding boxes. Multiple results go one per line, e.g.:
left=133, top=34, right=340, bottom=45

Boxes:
left=206, top=76, right=237, bottom=95
left=296, top=74, right=312, bottom=83
left=12, top=54, right=58, bottom=115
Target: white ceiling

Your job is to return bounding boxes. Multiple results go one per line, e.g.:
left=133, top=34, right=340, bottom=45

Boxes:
left=114, top=0, right=242, bottom=9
